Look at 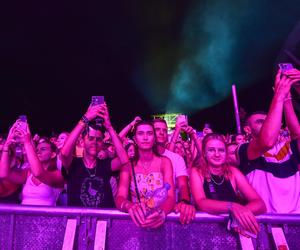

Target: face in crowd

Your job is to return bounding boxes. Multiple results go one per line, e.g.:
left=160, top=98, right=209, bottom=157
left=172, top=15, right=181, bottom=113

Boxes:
left=134, top=123, right=156, bottom=151
left=244, top=113, right=266, bottom=138
left=56, top=132, right=69, bottom=150
left=153, top=121, right=168, bottom=146
left=126, top=144, right=135, bottom=159
left=36, top=141, right=56, bottom=163
left=226, top=143, right=238, bottom=166
left=235, top=134, right=245, bottom=144
left=203, top=135, right=227, bottom=168
left=82, top=127, right=104, bottom=157
left=174, top=141, right=186, bottom=158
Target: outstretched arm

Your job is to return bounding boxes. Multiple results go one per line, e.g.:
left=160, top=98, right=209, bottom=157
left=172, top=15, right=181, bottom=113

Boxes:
left=247, top=69, right=294, bottom=160
left=168, top=115, right=187, bottom=152
left=0, top=122, right=27, bottom=184
left=98, top=103, right=129, bottom=171
left=18, top=125, right=65, bottom=188
left=283, top=69, right=300, bottom=139
left=61, top=104, right=103, bottom=168
left=119, top=116, right=141, bottom=141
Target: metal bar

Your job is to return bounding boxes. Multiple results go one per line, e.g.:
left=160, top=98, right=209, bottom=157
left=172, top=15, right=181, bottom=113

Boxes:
left=271, top=227, right=290, bottom=250
left=0, top=205, right=300, bottom=224
left=94, top=221, right=107, bottom=250
left=62, top=219, right=77, bottom=250
left=232, top=84, right=242, bottom=134
left=8, top=214, right=15, bottom=250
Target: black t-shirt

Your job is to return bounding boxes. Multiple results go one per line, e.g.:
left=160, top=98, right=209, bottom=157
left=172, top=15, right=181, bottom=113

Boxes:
left=62, top=158, right=115, bottom=208
left=238, top=141, right=300, bottom=178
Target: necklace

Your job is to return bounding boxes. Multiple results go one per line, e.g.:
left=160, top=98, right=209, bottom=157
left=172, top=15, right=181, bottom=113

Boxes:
left=210, top=173, right=225, bottom=186
left=85, top=167, right=97, bottom=177
left=140, top=160, right=152, bottom=171
left=83, top=158, right=97, bottom=177
left=83, top=158, right=96, bottom=168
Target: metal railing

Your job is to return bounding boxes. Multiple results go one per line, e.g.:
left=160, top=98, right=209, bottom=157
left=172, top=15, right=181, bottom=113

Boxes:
left=0, top=204, right=299, bottom=249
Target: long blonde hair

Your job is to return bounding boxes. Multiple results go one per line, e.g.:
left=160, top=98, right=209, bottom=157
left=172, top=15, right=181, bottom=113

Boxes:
left=196, top=133, right=231, bottom=180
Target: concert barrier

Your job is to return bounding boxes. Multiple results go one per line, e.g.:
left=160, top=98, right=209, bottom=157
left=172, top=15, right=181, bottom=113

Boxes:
left=0, top=204, right=299, bottom=249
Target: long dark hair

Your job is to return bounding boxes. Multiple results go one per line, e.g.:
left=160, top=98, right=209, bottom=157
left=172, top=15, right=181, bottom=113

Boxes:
left=131, top=120, right=161, bottom=164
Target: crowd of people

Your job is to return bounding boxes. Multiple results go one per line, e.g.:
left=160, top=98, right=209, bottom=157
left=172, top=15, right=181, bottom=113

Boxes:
left=1, top=68, right=300, bottom=237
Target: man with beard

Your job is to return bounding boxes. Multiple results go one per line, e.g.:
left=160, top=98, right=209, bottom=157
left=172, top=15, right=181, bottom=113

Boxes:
left=238, top=68, right=300, bottom=213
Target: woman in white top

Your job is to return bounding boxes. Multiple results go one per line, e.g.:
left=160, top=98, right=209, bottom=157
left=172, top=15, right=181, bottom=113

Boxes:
left=0, top=120, right=64, bottom=206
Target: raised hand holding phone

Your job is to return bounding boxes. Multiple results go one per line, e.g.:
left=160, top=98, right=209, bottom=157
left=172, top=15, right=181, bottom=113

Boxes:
left=98, top=103, right=112, bottom=129
left=14, top=116, right=31, bottom=144
left=278, top=63, right=294, bottom=73
left=83, top=96, right=105, bottom=122
left=91, top=96, right=104, bottom=106
left=176, top=114, right=188, bottom=129
left=91, top=96, right=105, bottom=126
left=14, top=115, right=28, bottom=142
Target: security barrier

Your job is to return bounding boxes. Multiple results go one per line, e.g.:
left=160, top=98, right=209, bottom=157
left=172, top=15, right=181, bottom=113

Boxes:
left=0, top=204, right=299, bottom=250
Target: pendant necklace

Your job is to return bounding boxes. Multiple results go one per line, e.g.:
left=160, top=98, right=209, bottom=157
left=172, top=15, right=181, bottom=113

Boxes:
left=83, top=158, right=97, bottom=177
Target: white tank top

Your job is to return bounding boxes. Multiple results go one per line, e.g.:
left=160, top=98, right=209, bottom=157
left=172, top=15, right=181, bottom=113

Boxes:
left=21, top=173, right=61, bottom=206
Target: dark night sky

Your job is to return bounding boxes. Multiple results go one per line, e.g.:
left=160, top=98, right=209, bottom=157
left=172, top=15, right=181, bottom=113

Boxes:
left=0, top=1, right=299, bottom=136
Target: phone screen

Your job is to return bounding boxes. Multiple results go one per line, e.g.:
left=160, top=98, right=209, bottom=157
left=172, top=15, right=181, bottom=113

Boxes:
left=18, top=115, right=27, bottom=131
left=91, top=96, right=104, bottom=106
left=278, top=63, right=294, bottom=72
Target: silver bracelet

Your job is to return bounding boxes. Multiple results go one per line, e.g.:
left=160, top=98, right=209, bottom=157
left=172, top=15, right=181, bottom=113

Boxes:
left=120, top=200, right=129, bottom=212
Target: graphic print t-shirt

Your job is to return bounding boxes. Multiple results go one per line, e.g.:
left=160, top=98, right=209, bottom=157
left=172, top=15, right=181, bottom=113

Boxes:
left=62, top=158, right=115, bottom=208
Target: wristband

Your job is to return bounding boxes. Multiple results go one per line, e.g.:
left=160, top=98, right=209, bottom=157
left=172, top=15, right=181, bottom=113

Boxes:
left=180, top=199, right=190, bottom=205
left=81, top=115, right=90, bottom=125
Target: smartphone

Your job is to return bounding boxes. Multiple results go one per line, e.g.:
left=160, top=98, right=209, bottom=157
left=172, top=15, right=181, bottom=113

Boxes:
left=196, top=131, right=204, bottom=138
left=278, top=63, right=294, bottom=72
left=180, top=132, right=188, bottom=141
left=18, top=115, right=27, bottom=131
left=177, top=114, right=188, bottom=127
left=91, top=96, right=104, bottom=106
left=204, top=123, right=210, bottom=129
left=91, top=96, right=105, bottom=126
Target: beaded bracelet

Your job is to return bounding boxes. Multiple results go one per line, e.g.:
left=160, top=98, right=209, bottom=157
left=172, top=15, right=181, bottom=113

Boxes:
left=81, top=115, right=89, bottom=125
